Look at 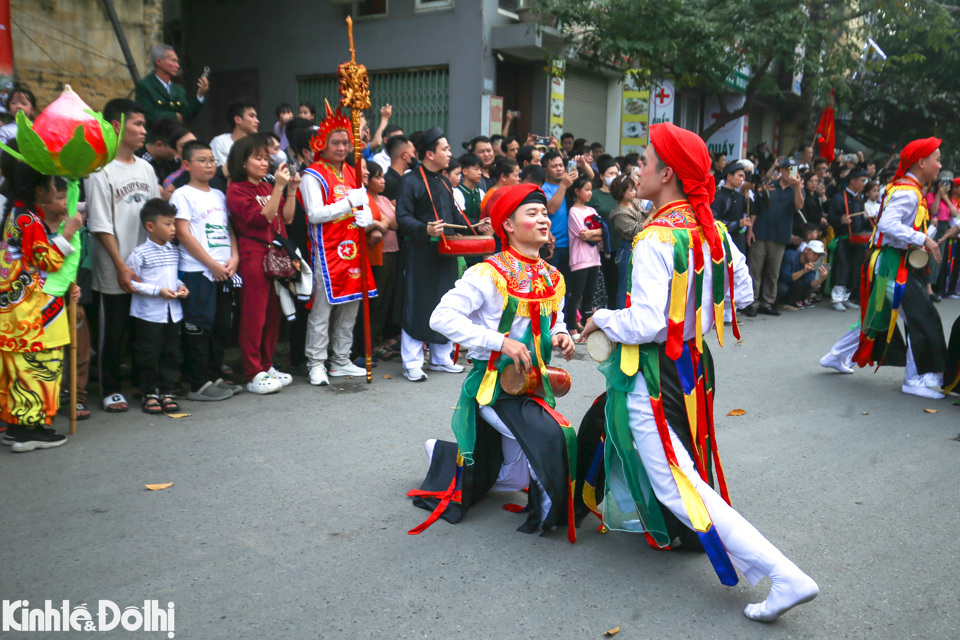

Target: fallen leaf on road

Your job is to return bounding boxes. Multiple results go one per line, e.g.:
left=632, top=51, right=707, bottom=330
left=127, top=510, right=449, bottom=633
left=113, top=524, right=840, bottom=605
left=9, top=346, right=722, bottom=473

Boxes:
left=383, top=374, right=393, bottom=379
left=166, top=413, right=190, bottom=419
left=727, top=409, right=746, bottom=416
left=144, top=483, right=173, bottom=491
left=924, top=408, right=938, bottom=414
left=862, top=412, right=869, bottom=415
left=605, top=627, right=620, bottom=637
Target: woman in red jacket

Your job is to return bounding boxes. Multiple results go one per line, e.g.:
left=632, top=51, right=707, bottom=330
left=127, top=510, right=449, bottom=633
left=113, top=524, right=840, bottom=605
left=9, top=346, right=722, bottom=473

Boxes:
left=225, top=136, right=300, bottom=394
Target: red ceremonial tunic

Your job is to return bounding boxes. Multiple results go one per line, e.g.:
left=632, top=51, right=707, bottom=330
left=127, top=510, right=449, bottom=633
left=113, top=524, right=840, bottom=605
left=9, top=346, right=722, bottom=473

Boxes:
left=301, top=159, right=377, bottom=304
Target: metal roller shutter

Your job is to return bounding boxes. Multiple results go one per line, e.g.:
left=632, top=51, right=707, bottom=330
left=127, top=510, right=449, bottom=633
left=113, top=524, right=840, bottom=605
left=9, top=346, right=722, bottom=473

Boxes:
left=563, top=69, right=607, bottom=146
left=298, top=67, right=449, bottom=135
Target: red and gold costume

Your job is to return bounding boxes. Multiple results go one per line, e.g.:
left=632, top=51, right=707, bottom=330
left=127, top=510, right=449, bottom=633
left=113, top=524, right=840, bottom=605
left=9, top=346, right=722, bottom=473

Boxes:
left=0, top=204, right=72, bottom=426
left=300, top=103, right=376, bottom=305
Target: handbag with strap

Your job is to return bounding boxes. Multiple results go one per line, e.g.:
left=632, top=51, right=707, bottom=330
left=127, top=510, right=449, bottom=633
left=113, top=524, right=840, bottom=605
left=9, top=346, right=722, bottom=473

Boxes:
left=260, top=215, right=297, bottom=279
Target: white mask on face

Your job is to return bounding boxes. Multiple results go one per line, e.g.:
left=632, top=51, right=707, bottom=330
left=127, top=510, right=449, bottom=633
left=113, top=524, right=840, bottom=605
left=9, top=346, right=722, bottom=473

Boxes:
left=604, top=174, right=617, bottom=186
left=271, top=152, right=287, bottom=168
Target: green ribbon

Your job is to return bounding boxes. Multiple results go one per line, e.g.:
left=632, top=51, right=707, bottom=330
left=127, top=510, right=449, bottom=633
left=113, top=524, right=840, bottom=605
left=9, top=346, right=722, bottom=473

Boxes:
left=450, top=294, right=557, bottom=465
left=42, top=178, right=81, bottom=297
left=597, top=343, right=671, bottom=545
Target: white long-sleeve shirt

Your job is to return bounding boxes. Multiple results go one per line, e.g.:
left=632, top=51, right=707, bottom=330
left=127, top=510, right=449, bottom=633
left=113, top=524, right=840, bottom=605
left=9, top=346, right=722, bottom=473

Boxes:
left=877, top=173, right=929, bottom=249
left=430, top=264, right=570, bottom=362
left=125, top=238, right=184, bottom=323
left=591, top=231, right=753, bottom=346
left=299, top=169, right=355, bottom=225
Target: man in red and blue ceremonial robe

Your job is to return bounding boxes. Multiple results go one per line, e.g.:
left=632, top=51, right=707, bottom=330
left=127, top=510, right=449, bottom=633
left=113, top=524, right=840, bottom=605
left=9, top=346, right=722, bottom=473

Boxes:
left=408, top=184, right=579, bottom=540
left=299, top=102, right=377, bottom=386
left=578, top=123, right=819, bottom=623
left=820, top=138, right=947, bottom=400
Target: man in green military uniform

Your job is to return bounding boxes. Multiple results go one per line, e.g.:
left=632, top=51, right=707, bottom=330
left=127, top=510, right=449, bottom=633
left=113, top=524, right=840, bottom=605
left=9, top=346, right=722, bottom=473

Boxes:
left=135, top=44, right=209, bottom=126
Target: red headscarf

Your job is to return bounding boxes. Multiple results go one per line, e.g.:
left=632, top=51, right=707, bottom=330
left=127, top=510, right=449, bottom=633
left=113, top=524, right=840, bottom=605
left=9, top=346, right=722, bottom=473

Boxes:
left=488, top=183, right=547, bottom=245
left=648, top=123, right=724, bottom=261
left=894, top=137, right=941, bottom=182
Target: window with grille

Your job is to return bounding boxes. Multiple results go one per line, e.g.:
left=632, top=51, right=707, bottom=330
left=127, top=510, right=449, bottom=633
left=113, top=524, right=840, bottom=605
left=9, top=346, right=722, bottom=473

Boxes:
left=297, top=67, right=450, bottom=137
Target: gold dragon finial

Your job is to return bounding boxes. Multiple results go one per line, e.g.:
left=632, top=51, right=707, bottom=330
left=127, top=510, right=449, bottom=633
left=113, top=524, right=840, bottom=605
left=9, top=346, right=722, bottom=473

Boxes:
left=339, top=17, right=371, bottom=112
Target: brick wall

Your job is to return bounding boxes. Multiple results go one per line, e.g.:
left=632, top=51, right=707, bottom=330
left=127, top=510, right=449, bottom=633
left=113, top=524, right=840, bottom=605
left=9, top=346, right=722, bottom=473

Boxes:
left=10, top=0, right=163, bottom=111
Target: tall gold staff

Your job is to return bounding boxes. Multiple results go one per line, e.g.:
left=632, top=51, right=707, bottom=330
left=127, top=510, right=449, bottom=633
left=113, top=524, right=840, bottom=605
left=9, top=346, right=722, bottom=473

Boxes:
left=340, top=17, right=373, bottom=383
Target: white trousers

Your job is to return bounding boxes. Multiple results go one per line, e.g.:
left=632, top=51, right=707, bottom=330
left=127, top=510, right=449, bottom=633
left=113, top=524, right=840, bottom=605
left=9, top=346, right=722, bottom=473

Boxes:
left=401, top=329, right=453, bottom=369
left=828, top=328, right=944, bottom=387
left=478, top=405, right=552, bottom=524
left=611, top=383, right=786, bottom=586
left=831, top=284, right=851, bottom=303
left=305, top=294, right=358, bottom=369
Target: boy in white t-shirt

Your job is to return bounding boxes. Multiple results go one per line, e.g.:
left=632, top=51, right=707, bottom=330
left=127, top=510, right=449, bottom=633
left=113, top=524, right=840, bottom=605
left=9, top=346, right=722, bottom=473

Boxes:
left=86, top=99, right=161, bottom=413
left=170, top=140, right=241, bottom=402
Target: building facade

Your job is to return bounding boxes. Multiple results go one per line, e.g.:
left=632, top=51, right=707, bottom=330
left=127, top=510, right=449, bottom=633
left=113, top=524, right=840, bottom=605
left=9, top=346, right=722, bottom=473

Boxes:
left=177, top=0, right=639, bottom=151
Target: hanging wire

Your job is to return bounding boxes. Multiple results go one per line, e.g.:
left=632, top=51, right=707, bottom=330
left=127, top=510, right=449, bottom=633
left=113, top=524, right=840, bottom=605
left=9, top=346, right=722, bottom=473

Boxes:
left=13, top=20, right=129, bottom=67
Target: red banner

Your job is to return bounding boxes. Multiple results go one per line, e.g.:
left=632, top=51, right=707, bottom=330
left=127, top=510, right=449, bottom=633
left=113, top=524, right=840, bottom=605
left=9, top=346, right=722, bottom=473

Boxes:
left=0, top=0, right=13, bottom=79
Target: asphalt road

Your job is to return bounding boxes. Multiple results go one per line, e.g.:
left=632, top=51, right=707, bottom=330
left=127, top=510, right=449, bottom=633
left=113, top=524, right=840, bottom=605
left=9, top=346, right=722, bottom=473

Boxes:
left=2, top=302, right=959, bottom=639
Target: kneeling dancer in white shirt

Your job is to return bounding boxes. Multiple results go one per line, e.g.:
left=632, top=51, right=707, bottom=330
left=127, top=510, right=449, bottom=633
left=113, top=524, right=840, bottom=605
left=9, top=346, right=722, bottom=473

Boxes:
left=408, top=184, right=579, bottom=541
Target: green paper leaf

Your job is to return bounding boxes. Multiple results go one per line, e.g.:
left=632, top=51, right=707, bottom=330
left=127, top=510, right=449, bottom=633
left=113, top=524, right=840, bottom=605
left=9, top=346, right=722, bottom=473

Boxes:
left=14, top=111, right=58, bottom=175
left=116, top=113, right=125, bottom=151
left=58, top=125, right=97, bottom=178
left=42, top=179, right=82, bottom=296
left=85, top=108, right=118, bottom=163
left=0, top=141, right=25, bottom=162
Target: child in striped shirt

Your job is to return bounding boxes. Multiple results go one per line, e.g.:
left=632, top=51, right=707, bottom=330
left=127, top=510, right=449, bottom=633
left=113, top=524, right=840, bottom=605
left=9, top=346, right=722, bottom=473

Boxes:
left=125, top=199, right=189, bottom=414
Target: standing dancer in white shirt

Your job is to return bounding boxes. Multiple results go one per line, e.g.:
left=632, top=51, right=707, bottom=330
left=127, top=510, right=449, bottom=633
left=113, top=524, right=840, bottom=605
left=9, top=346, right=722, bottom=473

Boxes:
left=579, top=123, right=818, bottom=622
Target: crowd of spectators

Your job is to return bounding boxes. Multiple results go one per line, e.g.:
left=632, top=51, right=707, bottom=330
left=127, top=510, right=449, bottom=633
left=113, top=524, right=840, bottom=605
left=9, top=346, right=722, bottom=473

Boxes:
left=2, top=42, right=956, bottom=452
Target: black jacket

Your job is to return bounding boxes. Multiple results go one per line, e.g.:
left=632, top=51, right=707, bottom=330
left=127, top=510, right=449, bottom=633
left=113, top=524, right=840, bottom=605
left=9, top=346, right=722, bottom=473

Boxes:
left=395, top=167, right=460, bottom=343
left=828, top=190, right=868, bottom=236
left=711, top=186, right=748, bottom=234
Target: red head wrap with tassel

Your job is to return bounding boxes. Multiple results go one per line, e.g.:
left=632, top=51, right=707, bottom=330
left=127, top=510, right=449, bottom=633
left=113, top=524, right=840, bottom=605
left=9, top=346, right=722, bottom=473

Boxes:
left=648, top=123, right=724, bottom=262
left=894, top=137, right=941, bottom=182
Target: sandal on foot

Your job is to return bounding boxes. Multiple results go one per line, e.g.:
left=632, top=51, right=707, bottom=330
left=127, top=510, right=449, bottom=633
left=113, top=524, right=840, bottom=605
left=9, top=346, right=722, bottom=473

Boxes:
left=159, top=395, right=181, bottom=414
left=142, top=394, right=163, bottom=415
left=373, top=346, right=396, bottom=361
left=103, top=393, right=129, bottom=413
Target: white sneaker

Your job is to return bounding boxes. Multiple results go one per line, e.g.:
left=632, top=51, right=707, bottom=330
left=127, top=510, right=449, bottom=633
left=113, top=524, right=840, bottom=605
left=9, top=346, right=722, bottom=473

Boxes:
left=948, top=294, right=960, bottom=299
left=425, top=438, right=437, bottom=463
left=427, top=362, right=465, bottom=373
left=843, top=300, right=859, bottom=309
left=267, top=366, right=293, bottom=387
left=403, top=367, right=428, bottom=382
left=329, top=361, right=366, bottom=377
left=309, top=365, right=329, bottom=386
left=247, top=372, right=282, bottom=395
left=819, top=353, right=854, bottom=374
left=831, top=302, right=847, bottom=312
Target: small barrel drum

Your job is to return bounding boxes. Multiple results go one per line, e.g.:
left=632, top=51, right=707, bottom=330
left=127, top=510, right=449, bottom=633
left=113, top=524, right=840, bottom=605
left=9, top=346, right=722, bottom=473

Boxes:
left=908, top=248, right=929, bottom=269
left=586, top=330, right=616, bottom=363
left=438, top=234, right=496, bottom=257
left=500, top=366, right=571, bottom=399
left=849, top=233, right=872, bottom=245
